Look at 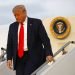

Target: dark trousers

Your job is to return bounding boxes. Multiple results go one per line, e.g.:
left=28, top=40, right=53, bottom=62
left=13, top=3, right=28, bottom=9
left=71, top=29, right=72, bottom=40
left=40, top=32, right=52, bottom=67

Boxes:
left=16, top=51, right=38, bottom=75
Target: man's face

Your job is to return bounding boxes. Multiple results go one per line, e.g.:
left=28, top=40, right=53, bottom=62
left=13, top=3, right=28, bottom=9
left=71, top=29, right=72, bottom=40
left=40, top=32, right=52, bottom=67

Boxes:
left=13, top=9, right=27, bottom=23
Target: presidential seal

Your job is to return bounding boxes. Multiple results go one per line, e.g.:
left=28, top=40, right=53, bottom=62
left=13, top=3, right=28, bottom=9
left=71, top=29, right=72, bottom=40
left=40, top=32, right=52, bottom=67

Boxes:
left=50, top=17, right=71, bottom=39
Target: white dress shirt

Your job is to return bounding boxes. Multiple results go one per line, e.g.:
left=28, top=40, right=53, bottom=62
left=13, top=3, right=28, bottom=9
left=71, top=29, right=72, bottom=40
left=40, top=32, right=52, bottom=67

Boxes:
left=18, top=17, right=28, bottom=51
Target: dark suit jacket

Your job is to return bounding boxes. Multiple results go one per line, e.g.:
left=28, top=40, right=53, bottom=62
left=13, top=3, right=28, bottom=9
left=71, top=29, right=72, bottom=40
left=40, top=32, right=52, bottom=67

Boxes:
left=7, top=17, right=53, bottom=70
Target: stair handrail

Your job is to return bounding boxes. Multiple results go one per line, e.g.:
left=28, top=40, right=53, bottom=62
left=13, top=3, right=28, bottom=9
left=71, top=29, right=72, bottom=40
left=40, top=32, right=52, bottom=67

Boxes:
left=31, top=41, right=75, bottom=75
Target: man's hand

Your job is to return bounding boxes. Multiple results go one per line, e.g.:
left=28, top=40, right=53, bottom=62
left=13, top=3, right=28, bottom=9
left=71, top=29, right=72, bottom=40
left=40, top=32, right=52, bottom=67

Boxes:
left=46, top=55, right=55, bottom=63
left=7, top=60, right=13, bottom=70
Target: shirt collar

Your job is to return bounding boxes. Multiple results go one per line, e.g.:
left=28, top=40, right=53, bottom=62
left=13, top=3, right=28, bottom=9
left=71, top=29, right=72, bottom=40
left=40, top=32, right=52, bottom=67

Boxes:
left=23, top=17, right=28, bottom=25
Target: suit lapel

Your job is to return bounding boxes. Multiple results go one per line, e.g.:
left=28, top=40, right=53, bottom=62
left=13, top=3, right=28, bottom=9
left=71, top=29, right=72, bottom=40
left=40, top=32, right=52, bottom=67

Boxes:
left=14, top=22, right=19, bottom=49
left=27, top=17, right=32, bottom=48
left=15, top=18, right=32, bottom=50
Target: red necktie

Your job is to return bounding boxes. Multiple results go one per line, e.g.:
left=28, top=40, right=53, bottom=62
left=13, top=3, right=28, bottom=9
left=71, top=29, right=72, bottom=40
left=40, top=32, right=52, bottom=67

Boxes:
left=18, top=23, right=24, bottom=58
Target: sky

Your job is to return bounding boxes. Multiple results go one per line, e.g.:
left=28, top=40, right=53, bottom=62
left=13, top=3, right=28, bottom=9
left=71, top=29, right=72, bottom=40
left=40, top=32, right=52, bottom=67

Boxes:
left=0, top=0, right=75, bottom=25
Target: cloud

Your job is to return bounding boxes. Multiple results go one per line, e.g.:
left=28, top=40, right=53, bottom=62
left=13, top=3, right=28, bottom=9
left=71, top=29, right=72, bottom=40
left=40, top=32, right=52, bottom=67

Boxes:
left=0, top=0, right=75, bottom=25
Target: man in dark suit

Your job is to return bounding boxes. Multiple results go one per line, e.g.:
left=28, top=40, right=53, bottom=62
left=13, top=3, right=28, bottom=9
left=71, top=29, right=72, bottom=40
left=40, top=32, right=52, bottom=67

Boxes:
left=7, top=5, right=54, bottom=75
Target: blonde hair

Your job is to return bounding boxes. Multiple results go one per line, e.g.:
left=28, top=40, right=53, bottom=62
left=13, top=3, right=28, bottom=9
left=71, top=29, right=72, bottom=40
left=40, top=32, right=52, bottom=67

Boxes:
left=12, top=5, right=26, bottom=13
